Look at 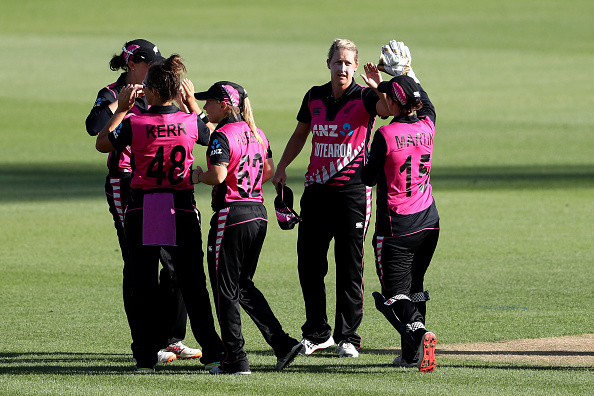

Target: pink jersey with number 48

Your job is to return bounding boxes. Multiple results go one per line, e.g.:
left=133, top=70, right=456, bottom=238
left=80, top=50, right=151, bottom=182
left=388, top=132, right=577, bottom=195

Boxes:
left=129, top=112, right=198, bottom=190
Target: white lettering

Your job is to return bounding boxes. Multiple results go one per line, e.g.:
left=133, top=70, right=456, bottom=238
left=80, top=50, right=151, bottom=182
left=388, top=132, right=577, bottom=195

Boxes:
left=313, top=143, right=353, bottom=159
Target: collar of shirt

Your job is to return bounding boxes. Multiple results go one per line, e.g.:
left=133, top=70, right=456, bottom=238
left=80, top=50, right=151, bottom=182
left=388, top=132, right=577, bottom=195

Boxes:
left=215, top=115, right=244, bottom=130
left=147, top=105, right=180, bottom=114
left=391, top=114, right=420, bottom=124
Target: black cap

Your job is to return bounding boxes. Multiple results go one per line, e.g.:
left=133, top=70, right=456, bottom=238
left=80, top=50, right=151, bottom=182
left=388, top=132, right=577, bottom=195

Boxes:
left=194, top=81, right=247, bottom=108
left=377, top=75, right=420, bottom=106
left=274, top=184, right=302, bottom=230
left=122, top=39, right=165, bottom=64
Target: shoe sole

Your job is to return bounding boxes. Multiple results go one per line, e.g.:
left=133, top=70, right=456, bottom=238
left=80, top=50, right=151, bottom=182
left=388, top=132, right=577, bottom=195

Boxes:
left=159, top=355, right=177, bottom=364
left=337, top=345, right=359, bottom=358
left=418, top=332, right=437, bottom=373
left=276, top=343, right=305, bottom=370
left=176, top=352, right=203, bottom=359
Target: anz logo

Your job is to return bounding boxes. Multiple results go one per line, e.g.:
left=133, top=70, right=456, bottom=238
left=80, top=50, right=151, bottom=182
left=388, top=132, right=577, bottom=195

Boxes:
left=339, top=123, right=353, bottom=137
left=210, top=138, right=222, bottom=155
left=312, top=124, right=338, bottom=137
left=312, top=123, right=354, bottom=138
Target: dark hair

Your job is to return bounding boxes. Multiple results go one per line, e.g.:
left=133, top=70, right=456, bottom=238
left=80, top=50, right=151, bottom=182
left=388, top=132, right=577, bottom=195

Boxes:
left=109, top=40, right=145, bottom=72
left=145, top=54, right=186, bottom=101
left=393, top=97, right=423, bottom=116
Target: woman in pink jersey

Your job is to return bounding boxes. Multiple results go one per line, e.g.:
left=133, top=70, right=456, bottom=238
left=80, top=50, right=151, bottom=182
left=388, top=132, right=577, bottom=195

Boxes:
left=272, top=38, right=390, bottom=358
left=95, top=55, right=224, bottom=371
left=85, top=39, right=203, bottom=364
left=361, top=73, right=439, bottom=372
left=192, top=81, right=304, bottom=375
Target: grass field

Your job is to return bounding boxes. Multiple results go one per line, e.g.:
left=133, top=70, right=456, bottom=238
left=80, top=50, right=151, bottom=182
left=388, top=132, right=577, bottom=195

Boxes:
left=1, top=0, right=593, bottom=394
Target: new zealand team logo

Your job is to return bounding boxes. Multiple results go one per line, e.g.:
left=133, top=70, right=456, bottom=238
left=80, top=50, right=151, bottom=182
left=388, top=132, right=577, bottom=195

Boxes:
left=339, top=123, right=353, bottom=137
left=112, top=122, right=122, bottom=139
left=210, top=138, right=222, bottom=155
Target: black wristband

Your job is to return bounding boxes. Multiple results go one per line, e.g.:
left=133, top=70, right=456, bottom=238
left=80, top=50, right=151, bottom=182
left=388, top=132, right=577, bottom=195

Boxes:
left=198, top=112, right=209, bottom=124
left=189, top=169, right=195, bottom=185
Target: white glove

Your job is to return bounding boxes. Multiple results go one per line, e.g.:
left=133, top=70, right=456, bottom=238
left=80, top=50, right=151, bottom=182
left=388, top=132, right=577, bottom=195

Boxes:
left=379, top=40, right=419, bottom=83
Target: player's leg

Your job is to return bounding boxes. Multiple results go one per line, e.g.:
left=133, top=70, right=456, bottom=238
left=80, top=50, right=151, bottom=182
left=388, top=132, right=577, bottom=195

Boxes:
left=104, top=175, right=133, bottom=324
left=332, top=185, right=369, bottom=356
left=232, top=205, right=302, bottom=367
left=157, top=249, right=187, bottom=345
left=378, top=232, right=437, bottom=371
left=409, top=226, right=439, bottom=371
left=206, top=207, right=250, bottom=374
left=169, top=196, right=224, bottom=367
left=123, top=197, right=165, bottom=369
left=297, top=185, right=334, bottom=349
left=156, top=249, right=201, bottom=360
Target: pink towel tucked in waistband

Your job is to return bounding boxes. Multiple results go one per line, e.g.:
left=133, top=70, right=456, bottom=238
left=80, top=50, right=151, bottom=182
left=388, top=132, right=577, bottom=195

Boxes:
left=143, top=193, right=177, bottom=246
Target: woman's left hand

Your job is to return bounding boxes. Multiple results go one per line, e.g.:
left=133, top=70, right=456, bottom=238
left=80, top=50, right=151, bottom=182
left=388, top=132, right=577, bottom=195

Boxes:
left=361, top=63, right=383, bottom=90
left=117, top=84, right=141, bottom=113
left=181, top=78, right=195, bottom=104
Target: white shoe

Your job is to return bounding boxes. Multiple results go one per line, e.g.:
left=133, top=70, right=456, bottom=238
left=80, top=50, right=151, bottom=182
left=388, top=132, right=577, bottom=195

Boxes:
left=165, top=341, right=202, bottom=359
left=300, top=336, right=335, bottom=355
left=276, top=342, right=305, bottom=370
left=209, top=366, right=251, bottom=375
left=335, top=341, right=359, bottom=358
left=393, top=355, right=417, bottom=367
left=157, top=350, right=177, bottom=364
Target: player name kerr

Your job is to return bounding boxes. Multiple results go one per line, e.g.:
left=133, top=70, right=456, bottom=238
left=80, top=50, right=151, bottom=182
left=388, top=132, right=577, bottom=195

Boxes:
left=146, top=123, right=187, bottom=138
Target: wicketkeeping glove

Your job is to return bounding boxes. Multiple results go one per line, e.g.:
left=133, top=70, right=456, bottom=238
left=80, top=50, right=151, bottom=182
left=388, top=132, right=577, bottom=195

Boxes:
left=378, top=40, right=419, bottom=83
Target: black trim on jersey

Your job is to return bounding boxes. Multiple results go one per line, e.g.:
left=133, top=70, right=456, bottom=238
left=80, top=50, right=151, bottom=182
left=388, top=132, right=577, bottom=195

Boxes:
left=215, top=115, right=243, bottom=129
left=85, top=73, right=149, bottom=136
left=296, top=79, right=379, bottom=186
left=361, top=132, right=387, bottom=188
left=87, top=73, right=150, bottom=177
left=206, top=119, right=272, bottom=211
left=297, top=79, right=379, bottom=123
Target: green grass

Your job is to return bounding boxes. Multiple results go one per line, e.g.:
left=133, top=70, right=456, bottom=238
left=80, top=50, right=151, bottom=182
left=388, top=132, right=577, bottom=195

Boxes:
left=1, top=0, right=593, bottom=394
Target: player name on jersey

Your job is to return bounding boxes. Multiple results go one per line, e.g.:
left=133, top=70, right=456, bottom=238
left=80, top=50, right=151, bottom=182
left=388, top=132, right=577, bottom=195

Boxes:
left=146, top=123, right=188, bottom=139
left=394, top=132, right=433, bottom=149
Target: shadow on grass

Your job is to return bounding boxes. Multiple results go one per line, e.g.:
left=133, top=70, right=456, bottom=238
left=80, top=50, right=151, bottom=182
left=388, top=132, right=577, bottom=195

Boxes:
left=0, top=163, right=593, bottom=203
left=1, top=350, right=591, bottom=375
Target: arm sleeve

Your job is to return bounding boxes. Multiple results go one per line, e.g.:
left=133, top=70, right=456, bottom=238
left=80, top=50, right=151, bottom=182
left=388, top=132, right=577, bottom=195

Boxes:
left=207, top=132, right=231, bottom=164
left=362, top=87, right=380, bottom=116
left=416, top=84, right=436, bottom=125
left=196, top=117, right=211, bottom=146
left=296, top=91, right=312, bottom=123
left=107, top=118, right=133, bottom=152
left=361, top=131, right=387, bottom=187
left=85, top=88, right=117, bottom=136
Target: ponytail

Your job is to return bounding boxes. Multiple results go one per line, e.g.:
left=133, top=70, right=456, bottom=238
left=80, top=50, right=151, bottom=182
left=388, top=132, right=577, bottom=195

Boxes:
left=241, top=98, right=266, bottom=148
left=223, top=98, right=266, bottom=148
left=109, top=53, right=128, bottom=72
left=145, top=54, right=186, bottom=102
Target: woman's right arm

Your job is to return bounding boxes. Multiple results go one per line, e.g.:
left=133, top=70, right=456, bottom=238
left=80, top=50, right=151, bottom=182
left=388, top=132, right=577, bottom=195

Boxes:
left=96, top=85, right=138, bottom=152
left=271, top=121, right=310, bottom=187
left=85, top=89, right=119, bottom=136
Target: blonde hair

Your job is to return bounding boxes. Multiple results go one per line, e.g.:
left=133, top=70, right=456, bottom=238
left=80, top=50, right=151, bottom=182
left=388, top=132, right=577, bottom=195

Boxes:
left=327, top=38, right=358, bottom=63
left=223, top=97, right=266, bottom=148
